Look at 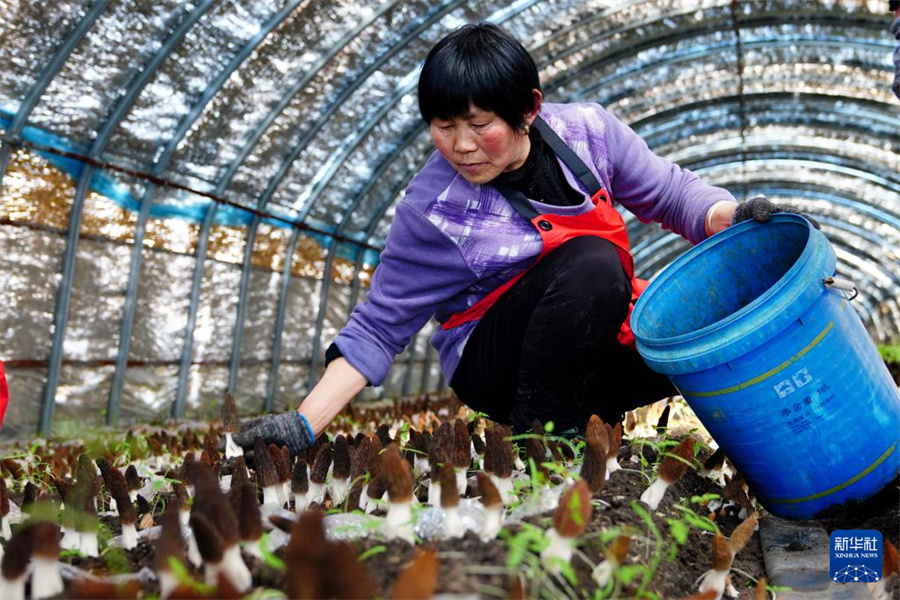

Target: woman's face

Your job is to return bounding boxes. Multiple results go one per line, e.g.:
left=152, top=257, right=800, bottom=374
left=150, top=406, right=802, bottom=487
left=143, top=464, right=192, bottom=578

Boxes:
left=429, top=104, right=532, bottom=185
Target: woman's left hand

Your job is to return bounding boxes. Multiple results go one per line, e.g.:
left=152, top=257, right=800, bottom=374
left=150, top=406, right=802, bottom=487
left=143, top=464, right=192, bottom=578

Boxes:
left=732, top=196, right=821, bottom=229
left=705, top=200, right=738, bottom=236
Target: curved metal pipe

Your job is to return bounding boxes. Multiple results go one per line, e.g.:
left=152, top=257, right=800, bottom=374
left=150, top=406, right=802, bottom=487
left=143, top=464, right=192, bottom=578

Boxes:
left=40, top=0, right=215, bottom=434
left=0, top=0, right=111, bottom=191
left=266, top=228, right=302, bottom=412
left=276, top=0, right=544, bottom=224
left=174, top=203, right=218, bottom=418
left=213, top=0, right=445, bottom=196
left=307, top=241, right=336, bottom=391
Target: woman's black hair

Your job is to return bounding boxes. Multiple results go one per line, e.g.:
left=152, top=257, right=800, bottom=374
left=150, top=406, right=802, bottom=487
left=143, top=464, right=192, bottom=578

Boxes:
left=418, top=23, right=540, bottom=129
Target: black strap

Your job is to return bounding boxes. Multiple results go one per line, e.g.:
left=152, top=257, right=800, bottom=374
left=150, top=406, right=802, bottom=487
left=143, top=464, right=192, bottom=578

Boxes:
left=532, top=116, right=603, bottom=199
left=493, top=115, right=606, bottom=222
left=492, top=183, right=540, bottom=220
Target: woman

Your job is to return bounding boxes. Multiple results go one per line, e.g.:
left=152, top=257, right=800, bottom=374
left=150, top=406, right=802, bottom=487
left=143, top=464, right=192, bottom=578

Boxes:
left=232, top=23, right=794, bottom=455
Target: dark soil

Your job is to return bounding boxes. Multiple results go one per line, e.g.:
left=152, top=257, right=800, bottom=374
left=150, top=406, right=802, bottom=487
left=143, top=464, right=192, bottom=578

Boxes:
left=813, top=475, right=899, bottom=549
left=57, top=436, right=765, bottom=599
left=335, top=440, right=896, bottom=599
left=331, top=440, right=769, bottom=600
left=6, top=420, right=898, bottom=599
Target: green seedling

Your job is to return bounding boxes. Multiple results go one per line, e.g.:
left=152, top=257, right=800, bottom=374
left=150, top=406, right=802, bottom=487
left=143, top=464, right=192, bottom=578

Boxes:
left=527, top=457, right=546, bottom=491
left=673, top=500, right=720, bottom=536
left=498, top=522, right=583, bottom=598
left=878, top=344, right=900, bottom=363
left=540, top=459, right=573, bottom=479
left=690, top=493, right=722, bottom=504
left=468, top=410, right=491, bottom=423
left=102, top=545, right=131, bottom=576
left=500, top=522, right=547, bottom=570
left=168, top=556, right=215, bottom=595
left=357, top=544, right=387, bottom=561
left=580, top=525, right=644, bottom=599
left=242, top=587, right=288, bottom=600
left=630, top=501, right=664, bottom=599
left=397, top=421, right=410, bottom=443
left=258, top=533, right=286, bottom=571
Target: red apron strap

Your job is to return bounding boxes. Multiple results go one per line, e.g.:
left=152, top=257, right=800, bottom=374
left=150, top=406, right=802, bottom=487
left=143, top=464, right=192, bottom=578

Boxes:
left=442, top=202, right=638, bottom=331
left=0, top=361, right=8, bottom=429
left=441, top=269, right=530, bottom=330
left=617, top=277, right=649, bottom=349
left=440, top=116, right=644, bottom=348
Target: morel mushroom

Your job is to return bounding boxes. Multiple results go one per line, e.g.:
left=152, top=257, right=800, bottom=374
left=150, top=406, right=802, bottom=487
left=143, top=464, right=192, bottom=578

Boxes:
left=254, top=437, right=282, bottom=508
left=640, top=437, right=694, bottom=510
left=155, top=503, right=185, bottom=600
left=31, top=522, right=64, bottom=600
left=0, top=524, right=32, bottom=600
left=382, top=443, right=415, bottom=544
left=439, top=462, right=462, bottom=539
left=540, top=480, right=592, bottom=574
left=329, top=435, right=351, bottom=506
left=221, top=392, right=244, bottom=458
left=476, top=472, right=504, bottom=542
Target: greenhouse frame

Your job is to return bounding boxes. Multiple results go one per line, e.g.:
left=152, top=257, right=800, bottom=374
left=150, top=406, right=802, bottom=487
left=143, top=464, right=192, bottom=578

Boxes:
left=1, top=0, right=898, bottom=438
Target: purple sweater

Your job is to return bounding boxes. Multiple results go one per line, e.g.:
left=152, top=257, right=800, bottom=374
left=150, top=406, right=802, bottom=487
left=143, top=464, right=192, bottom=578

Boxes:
left=332, top=102, right=735, bottom=386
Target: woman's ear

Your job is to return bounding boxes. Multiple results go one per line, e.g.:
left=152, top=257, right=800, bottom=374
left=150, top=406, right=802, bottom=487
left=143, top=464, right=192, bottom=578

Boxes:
left=524, top=89, right=543, bottom=126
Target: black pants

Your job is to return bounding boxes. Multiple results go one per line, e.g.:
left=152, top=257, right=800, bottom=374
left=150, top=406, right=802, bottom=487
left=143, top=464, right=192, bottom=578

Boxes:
left=450, top=236, right=676, bottom=433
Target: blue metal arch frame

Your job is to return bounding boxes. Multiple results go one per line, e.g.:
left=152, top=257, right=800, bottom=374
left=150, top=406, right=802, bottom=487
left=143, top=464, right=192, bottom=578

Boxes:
left=0, top=0, right=112, bottom=191
left=173, top=203, right=218, bottom=419
left=567, top=38, right=890, bottom=106
left=157, top=1, right=306, bottom=174
left=226, top=0, right=465, bottom=404
left=39, top=0, right=216, bottom=435
left=212, top=0, right=416, bottom=197
left=3, top=0, right=897, bottom=432
left=249, top=0, right=466, bottom=215
left=266, top=227, right=303, bottom=412
left=630, top=94, right=900, bottom=145
left=107, top=0, right=306, bottom=420
left=685, top=156, right=900, bottom=201
left=547, top=10, right=886, bottom=92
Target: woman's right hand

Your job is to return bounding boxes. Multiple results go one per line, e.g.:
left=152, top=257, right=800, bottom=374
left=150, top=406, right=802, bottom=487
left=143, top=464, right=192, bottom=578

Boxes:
left=230, top=409, right=316, bottom=457
left=224, top=357, right=367, bottom=458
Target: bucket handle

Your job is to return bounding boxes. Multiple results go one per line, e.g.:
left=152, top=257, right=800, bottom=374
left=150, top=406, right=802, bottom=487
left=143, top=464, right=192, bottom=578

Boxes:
left=823, top=277, right=858, bottom=300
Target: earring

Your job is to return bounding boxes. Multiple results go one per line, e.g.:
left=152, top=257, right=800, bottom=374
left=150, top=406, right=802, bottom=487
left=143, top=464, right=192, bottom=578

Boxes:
left=522, top=124, right=530, bottom=135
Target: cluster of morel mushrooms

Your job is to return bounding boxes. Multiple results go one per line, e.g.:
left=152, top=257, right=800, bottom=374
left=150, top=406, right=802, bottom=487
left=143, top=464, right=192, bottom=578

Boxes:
left=0, top=392, right=896, bottom=600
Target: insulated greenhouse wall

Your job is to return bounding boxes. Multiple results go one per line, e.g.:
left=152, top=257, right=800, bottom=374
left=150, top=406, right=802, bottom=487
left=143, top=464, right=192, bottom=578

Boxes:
left=0, top=148, right=434, bottom=439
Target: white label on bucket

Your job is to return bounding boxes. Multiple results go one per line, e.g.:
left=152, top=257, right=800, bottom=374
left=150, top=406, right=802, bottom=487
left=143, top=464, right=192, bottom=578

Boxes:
left=774, top=379, right=795, bottom=398
left=792, top=367, right=813, bottom=388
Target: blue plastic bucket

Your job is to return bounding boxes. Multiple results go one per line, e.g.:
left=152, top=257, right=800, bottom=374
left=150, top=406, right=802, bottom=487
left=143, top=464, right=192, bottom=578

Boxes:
left=631, top=214, right=900, bottom=519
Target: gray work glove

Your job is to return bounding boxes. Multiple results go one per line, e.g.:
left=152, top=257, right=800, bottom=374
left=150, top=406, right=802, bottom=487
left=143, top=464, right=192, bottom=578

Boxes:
left=732, top=196, right=821, bottom=230
left=229, top=410, right=315, bottom=457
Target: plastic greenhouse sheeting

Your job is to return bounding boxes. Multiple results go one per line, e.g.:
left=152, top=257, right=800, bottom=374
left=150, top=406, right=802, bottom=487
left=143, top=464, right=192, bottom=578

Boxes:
left=0, top=0, right=897, bottom=437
